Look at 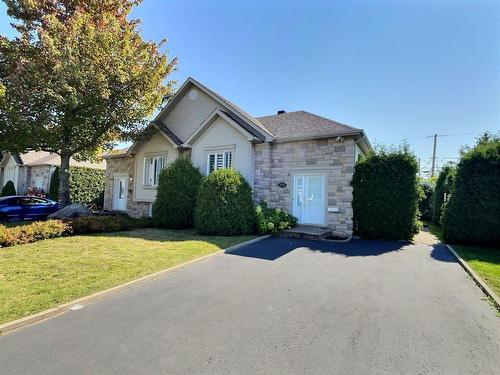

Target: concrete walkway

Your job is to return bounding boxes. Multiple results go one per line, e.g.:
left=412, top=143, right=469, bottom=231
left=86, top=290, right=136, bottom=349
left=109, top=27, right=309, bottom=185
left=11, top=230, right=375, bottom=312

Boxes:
left=1, top=237, right=499, bottom=374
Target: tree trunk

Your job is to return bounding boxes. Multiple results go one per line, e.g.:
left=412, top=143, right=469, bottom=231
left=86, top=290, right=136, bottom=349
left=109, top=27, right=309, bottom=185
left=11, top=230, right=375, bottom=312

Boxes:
left=59, top=153, right=71, bottom=207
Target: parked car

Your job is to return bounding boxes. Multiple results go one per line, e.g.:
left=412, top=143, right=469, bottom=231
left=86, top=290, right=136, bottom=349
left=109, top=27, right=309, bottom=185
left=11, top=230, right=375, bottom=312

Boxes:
left=0, top=196, right=61, bottom=222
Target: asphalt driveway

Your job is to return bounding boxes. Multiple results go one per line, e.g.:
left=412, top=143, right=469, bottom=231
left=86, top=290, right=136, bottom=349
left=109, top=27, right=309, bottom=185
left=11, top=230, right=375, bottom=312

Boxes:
left=1, top=237, right=499, bottom=374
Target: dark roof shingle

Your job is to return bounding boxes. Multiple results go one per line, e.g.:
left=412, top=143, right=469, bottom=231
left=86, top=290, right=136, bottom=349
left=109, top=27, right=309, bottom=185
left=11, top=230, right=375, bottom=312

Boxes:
left=257, top=111, right=362, bottom=141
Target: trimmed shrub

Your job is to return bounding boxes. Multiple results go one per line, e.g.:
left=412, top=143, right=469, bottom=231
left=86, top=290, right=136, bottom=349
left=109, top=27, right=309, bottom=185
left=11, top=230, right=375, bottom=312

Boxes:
left=418, top=180, right=434, bottom=221
left=153, top=158, right=202, bottom=229
left=195, top=169, right=255, bottom=236
left=0, top=220, right=70, bottom=247
left=1, top=180, right=16, bottom=196
left=45, top=166, right=104, bottom=205
left=68, top=166, right=105, bottom=205
left=432, top=166, right=455, bottom=225
left=442, top=139, right=500, bottom=247
left=48, top=167, right=60, bottom=201
left=255, top=202, right=298, bottom=235
left=352, top=148, right=420, bottom=240
left=69, top=215, right=151, bottom=234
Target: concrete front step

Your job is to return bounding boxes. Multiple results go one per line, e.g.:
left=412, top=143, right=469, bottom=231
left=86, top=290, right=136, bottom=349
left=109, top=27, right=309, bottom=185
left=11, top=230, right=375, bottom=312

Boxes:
left=280, top=225, right=332, bottom=240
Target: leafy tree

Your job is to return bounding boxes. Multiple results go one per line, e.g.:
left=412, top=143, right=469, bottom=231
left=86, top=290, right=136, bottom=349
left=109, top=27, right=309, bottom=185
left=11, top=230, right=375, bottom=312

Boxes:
left=152, top=158, right=202, bottom=229
left=1, top=180, right=16, bottom=196
left=0, top=0, right=177, bottom=206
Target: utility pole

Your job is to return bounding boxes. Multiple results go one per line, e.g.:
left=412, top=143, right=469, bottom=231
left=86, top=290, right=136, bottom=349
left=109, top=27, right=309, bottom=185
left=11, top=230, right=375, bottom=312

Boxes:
left=431, top=134, right=437, bottom=177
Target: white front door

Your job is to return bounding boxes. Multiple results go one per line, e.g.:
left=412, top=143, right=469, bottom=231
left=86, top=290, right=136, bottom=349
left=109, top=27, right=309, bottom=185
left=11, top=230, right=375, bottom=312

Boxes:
left=113, top=176, right=128, bottom=211
left=293, top=173, right=326, bottom=226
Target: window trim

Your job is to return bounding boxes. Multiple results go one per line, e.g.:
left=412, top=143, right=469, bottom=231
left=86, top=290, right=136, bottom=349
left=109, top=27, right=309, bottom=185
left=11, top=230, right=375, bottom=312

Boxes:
left=143, top=153, right=167, bottom=187
left=206, top=150, right=233, bottom=175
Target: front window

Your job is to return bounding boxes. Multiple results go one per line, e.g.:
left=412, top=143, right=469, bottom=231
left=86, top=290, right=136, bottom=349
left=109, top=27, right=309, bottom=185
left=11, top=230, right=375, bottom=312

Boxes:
left=207, top=151, right=232, bottom=174
left=143, top=154, right=166, bottom=187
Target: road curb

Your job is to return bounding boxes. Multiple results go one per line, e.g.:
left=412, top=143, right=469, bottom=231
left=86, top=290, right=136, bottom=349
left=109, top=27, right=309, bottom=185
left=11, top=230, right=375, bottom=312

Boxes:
left=0, top=234, right=270, bottom=336
left=445, top=244, right=500, bottom=310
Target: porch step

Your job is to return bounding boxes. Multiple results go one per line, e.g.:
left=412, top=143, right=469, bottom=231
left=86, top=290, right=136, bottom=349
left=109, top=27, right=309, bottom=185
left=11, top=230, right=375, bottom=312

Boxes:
left=279, top=225, right=332, bottom=240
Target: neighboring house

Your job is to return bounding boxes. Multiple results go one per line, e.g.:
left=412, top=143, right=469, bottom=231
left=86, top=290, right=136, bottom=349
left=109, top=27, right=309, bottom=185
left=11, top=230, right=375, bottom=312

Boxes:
left=103, top=77, right=372, bottom=236
left=0, top=151, right=106, bottom=195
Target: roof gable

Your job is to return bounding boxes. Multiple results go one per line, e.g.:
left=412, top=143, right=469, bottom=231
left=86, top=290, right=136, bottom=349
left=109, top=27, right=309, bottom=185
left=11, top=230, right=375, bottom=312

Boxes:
left=184, top=109, right=258, bottom=146
left=156, top=77, right=273, bottom=142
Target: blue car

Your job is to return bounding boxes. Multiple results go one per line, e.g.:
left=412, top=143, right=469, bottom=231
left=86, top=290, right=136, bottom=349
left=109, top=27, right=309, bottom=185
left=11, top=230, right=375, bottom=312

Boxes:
left=0, top=196, right=61, bottom=223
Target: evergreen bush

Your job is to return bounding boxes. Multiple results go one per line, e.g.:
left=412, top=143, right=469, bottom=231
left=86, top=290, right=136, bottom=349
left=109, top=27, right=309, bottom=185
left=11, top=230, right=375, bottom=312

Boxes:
left=442, top=138, right=500, bottom=246
left=1, top=180, right=16, bottom=196
left=195, top=169, right=255, bottom=236
left=432, top=166, right=455, bottom=225
left=152, top=158, right=202, bottom=228
left=418, top=180, right=434, bottom=221
left=352, top=147, right=420, bottom=240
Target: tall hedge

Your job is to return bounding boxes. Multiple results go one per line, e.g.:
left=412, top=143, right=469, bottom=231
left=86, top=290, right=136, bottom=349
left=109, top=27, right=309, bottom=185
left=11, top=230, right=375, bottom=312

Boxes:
left=1, top=180, right=16, bottom=196
left=195, top=169, right=255, bottom=236
left=442, top=139, right=500, bottom=246
left=431, top=165, right=455, bottom=225
left=352, top=148, right=420, bottom=240
left=418, top=180, right=434, bottom=221
left=152, top=158, right=202, bottom=229
left=49, top=166, right=105, bottom=205
left=69, top=167, right=106, bottom=206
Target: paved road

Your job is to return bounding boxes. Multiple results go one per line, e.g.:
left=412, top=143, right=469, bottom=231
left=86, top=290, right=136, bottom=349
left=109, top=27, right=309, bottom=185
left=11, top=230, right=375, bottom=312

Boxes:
left=1, top=238, right=499, bottom=374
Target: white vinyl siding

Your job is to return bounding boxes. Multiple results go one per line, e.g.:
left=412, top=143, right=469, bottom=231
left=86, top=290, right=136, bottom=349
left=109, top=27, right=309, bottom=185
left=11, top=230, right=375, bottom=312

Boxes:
left=207, top=151, right=232, bottom=174
left=143, top=154, right=166, bottom=187
left=191, top=117, right=253, bottom=185
left=158, top=86, right=222, bottom=142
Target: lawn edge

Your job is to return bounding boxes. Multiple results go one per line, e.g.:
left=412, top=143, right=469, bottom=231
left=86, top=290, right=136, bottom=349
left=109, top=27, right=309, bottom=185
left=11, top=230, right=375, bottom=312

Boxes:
left=0, top=234, right=270, bottom=336
left=445, top=244, right=500, bottom=310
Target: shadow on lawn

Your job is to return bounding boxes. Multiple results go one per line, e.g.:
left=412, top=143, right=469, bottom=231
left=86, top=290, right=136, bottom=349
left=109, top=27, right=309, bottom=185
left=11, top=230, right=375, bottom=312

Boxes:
left=96, top=228, right=254, bottom=249
left=227, top=236, right=408, bottom=261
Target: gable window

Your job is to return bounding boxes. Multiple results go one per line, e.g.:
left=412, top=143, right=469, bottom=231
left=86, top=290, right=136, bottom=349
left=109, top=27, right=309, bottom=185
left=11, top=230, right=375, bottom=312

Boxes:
left=207, top=151, right=232, bottom=174
left=143, top=154, right=166, bottom=187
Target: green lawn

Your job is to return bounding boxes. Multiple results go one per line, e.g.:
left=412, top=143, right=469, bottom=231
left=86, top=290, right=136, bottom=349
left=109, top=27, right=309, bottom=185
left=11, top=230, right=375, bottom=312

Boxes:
left=428, top=223, right=500, bottom=297
left=0, top=228, right=254, bottom=325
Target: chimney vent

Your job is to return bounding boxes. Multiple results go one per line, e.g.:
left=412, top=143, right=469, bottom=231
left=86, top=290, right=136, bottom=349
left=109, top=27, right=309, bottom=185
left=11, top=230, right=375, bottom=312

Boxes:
left=277, top=110, right=286, bottom=115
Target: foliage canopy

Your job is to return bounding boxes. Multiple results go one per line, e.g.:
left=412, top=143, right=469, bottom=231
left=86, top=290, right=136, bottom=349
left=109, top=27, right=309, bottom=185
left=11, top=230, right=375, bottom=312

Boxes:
left=0, top=0, right=176, bottom=205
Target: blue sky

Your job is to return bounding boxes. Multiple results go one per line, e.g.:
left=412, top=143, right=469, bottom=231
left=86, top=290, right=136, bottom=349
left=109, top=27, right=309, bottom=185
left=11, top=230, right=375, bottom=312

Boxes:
left=1, top=0, right=499, bottom=174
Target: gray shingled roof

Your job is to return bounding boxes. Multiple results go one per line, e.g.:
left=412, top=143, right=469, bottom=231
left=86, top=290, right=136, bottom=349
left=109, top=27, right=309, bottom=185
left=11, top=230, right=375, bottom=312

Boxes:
left=153, top=121, right=183, bottom=146
left=257, top=111, right=362, bottom=141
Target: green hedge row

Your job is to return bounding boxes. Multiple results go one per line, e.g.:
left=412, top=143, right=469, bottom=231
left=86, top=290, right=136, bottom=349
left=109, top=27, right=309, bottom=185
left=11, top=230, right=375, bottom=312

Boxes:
left=0, top=216, right=151, bottom=247
left=442, top=139, right=500, bottom=247
left=432, top=166, right=455, bottom=225
left=48, top=166, right=105, bottom=207
left=352, top=148, right=420, bottom=240
left=152, top=160, right=297, bottom=236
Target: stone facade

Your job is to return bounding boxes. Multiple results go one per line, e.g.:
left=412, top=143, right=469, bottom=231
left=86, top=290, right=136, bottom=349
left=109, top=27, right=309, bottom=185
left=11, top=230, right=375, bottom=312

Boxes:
left=27, top=166, right=53, bottom=192
left=253, top=137, right=356, bottom=237
left=105, top=137, right=357, bottom=233
left=103, top=155, right=151, bottom=218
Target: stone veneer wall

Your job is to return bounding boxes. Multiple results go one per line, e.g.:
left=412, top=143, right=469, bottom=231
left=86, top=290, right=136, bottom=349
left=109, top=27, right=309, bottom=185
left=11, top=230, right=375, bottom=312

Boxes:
left=27, top=166, right=52, bottom=192
left=253, top=137, right=356, bottom=237
left=103, top=155, right=150, bottom=218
